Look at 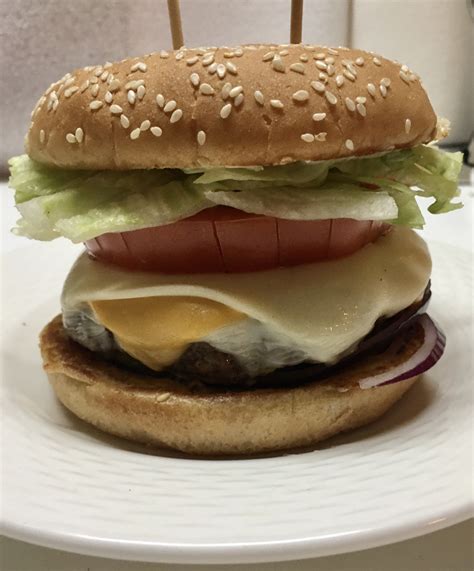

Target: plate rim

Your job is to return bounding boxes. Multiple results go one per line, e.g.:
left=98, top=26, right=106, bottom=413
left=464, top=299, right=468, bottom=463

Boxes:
left=1, top=506, right=472, bottom=564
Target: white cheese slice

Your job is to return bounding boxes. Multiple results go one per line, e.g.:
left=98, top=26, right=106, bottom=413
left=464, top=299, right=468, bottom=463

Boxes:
left=62, top=227, right=431, bottom=364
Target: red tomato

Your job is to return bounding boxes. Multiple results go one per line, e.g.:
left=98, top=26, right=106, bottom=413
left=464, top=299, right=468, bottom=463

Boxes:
left=85, top=207, right=390, bottom=273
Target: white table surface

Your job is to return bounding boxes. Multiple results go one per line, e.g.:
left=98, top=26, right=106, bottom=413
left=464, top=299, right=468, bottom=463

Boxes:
left=1, top=171, right=473, bottom=570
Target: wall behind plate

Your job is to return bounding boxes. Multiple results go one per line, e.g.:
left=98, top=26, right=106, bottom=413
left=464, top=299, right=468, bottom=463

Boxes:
left=0, top=0, right=348, bottom=172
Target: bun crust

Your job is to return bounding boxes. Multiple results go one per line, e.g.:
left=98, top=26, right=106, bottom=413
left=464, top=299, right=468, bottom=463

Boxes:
left=27, top=45, right=436, bottom=169
left=41, top=316, right=419, bottom=455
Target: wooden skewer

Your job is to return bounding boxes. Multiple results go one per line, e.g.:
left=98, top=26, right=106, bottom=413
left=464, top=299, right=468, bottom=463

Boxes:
left=167, top=0, right=184, bottom=50
left=290, top=0, right=304, bottom=44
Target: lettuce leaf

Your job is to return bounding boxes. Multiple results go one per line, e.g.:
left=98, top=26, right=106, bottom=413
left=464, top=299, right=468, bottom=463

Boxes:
left=8, top=145, right=463, bottom=242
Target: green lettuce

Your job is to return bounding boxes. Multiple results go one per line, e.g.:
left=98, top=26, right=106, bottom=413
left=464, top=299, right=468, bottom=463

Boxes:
left=8, top=145, right=463, bottom=242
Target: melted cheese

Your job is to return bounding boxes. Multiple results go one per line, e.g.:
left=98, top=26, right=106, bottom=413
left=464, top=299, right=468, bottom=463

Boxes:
left=62, top=227, right=431, bottom=367
left=90, top=296, right=245, bottom=370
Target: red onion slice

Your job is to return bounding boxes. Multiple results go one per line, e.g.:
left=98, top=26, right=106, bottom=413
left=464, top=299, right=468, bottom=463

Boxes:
left=359, top=314, right=446, bottom=389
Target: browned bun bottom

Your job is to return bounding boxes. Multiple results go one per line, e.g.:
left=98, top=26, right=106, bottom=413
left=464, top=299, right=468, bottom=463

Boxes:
left=40, top=315, right=420, bottom=456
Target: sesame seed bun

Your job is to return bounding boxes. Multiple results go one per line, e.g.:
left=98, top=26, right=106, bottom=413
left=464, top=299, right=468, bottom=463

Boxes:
left=27, top=44, right=437, bottom=170
left=40, top=315, right=420, bottom=456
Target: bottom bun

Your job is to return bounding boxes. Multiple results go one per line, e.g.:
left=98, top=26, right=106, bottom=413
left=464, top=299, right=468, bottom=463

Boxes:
left=40, top=315, right=420, bottom=456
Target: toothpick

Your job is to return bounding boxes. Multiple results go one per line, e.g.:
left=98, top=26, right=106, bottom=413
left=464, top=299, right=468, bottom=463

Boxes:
left=167, top=0, right=184, bottom=50
left=290, top=0, right=304, bottom=44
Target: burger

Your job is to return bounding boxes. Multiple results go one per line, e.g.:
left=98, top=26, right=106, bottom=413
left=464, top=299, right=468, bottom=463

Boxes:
left=8, top=44, right=462, bottom=455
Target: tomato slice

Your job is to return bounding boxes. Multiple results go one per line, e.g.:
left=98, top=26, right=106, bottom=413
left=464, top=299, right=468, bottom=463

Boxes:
left=85, top=207, right=390, bottom=273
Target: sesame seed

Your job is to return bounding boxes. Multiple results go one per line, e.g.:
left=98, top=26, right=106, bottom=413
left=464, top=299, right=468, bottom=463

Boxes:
left=224, top=51, right=234, bottom=58
left=39, top=129, right=45, bottom=143
left=379, top=84, right=388, bottom=97
left=175, top=51, right=184, bottom=61
left=125, top=79, right=144, bottom=90
left=345, top=97, right=356, bottom=111
left=104, top=91, right=113, bottom=103
left=64, top=86, right=79, bottom=98
left=289, top=63, right=305, bottom=74
left=367, top=83, right=377, bottom=96
left=151, top=126, right=162, bottom=137
left=109, top=79, right=120, bottom=92
left=202, top=54, right=214, bottom=66
left=66, top=133, right=76, bottom=143
left=345, top=139, right=354, bottom=151
left=373, top=57, right=382, bottom=66
left=91, top=84, right=100, bottom=97
left=139, top=120, right=151, bottom=131
left=262, top=51, right=275, bottom=61
left=234, top=93, right=244, bottom=107
left=343, top=70, right=356, bottom=81
left=355, top=57, right=365, bottom=66
left=75, top=127, right=84, bottom=143
left=156, top=392, right=171, bottom=402
left=356, top=96, right=367, bottom=104
left=314, top=52, right=325, bottom=60
left=137, top=85, right=146, bottom=100
left=107, top=74, right=115, bottom=85
left=221, top=82, right=232, bottom=99
left=80, top=80, right=90, bottom=93
left=190, top=73, right=200, bottom=87
left=381, top=77, right=391, bottom=87
left=254, top=90, right=264, bottom=105
left=208, top=62, right=218, bottom=74
left=120, top=114, right=130, bottom=128
left=100, top=71, right=109, bottom=81
left=156, top=94, right=165, bottom=108
left=312, top=112, right=326, bottom=121
left=110, top=104, right=123, bottom=114
left=279, top=49, right=289, bottom=56
left=229, top=85, right=243, bottom=98
left=160, top=50, right=169, bottom=58
left=270, top=99, right=284, bottom=109
left=131, top=61, right=147, bottom=72
left=325, top=56, right=335, bottom=64
left=356, top=103, right=367, bottom=117
left=311, top=80, right=326, bottom=93
left=328, top=48, right=339, bottom=55
left=335, top=75, right=344, bottom=88
left=89, top=100, right=103, bottom=110
left=90, top=77, right=98, bottom=84
left=292, top=89, right=309, bottom=102
left=127, top=90, right=136, bottom=104
left=186, top=56, right=199, bottom=66
left=164, top=100, right=177, bottom=113
left=64, top=77, right=75, bottom=88
left=170, top=109, right=183, bottom=123
left=52, top=99, right=59, bottom=111
left=301, top=133, right=315, bottom=143
left=405, top=118, right=412, bottom=134
left=327, top=64, right=335, bottom=76
left=409, top=73, right=417, bottom=82
left=399, top=71, right=410, bottom=84
left=217, top=64, right=226, bottom=78
left=325, top=90, right=337, bottom=105
left=197, top=130, right=206, bottom=145
left=234, top=48, right=243, bottom=57
left=272, top=57, right=285, bottom=72
left=226, top=62, right=237, bottom=74
left=401, top=64, right=409, bottom=72
left=314, top=132, right=327, bottom=141
left=220, top=103, right=232, bottom=118
left=315, top=60, right=327, bottom=71
left=94, top=67, right=103, bottom=77
left=299, top=54, right=309, bottom=62
left=130, top=128, right=140, bottom=140
left=200, top=83, right=215, bottom=95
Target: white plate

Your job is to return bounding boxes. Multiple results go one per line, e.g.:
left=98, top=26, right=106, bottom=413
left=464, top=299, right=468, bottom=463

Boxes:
left=1, top=240, right=472, bottom=565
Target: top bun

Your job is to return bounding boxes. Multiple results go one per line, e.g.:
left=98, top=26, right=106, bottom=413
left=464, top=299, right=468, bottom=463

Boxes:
left=26, top=44, right=437, bottom=170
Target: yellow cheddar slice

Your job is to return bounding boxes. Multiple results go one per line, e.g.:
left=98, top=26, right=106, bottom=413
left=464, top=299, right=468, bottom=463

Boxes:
left=90, top=296, right=245, bottom=370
